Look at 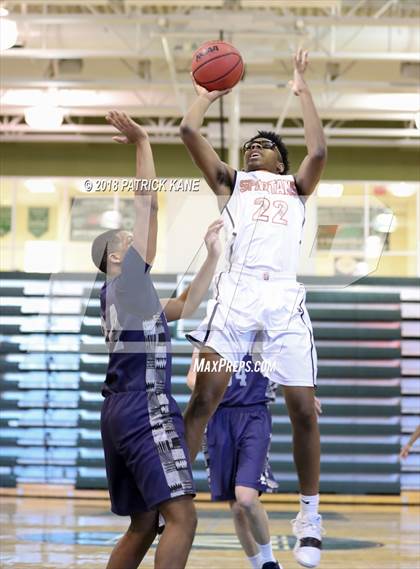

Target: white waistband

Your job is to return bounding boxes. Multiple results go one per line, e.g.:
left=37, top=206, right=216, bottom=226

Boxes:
left=227, top=264, right=297, bottom=281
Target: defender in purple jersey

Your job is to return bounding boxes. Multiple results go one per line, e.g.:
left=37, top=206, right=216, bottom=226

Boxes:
left=188, top=351, right=322, bottom=569
left=188, top=351, right=282, bottom=569
left=91, top=111, right=223, bottom=569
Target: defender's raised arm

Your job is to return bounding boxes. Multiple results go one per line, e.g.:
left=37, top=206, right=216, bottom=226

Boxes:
left=163, top=219, right=223, bottom=322
left=106, top=111, right=158, bottom=265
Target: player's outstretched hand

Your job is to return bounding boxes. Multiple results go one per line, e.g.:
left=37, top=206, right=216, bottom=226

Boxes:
left=204, top=218, right=224, bottom=259
left=289, top=47, right=309, bottom=96
left=400, top=444, right=411, bottom=459
left=106, top=111, right=148, bottom=144
left=191, top=73, right=231, bottom=103
left=399, top=425, right=420, bottom=459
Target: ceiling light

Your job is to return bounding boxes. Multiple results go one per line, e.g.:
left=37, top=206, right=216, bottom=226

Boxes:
left=373, top=213, right=397, bottom=233
left=24, top=105, right=64, bottom=129
left=0, top=17, right=17, bottom=51
left=317, top=183, right=344, bottom=198
left=24, top=179, right=56, bottom=194
left=388, top=183, right=417, bottom=198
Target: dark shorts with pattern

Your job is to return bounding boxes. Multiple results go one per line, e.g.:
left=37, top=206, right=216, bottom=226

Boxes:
left=101, top=390, right=195, bottom=516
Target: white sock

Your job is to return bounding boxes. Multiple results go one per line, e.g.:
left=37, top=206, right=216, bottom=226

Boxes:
left=257, top=541, right=276, bottom=564
left=247, top=553, right=263, bottom=569
left=300, top=493, right=320, bottom=517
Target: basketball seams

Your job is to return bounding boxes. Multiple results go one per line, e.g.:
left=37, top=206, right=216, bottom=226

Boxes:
left=192, top=51, right=242, bottom=77
left=196, top=57, right=243, bottom=88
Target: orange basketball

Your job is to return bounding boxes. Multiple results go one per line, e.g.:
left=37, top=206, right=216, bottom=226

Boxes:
left=191, top=40, right=244, bottom=91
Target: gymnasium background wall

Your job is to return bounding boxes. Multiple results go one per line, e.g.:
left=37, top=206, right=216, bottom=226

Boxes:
left=1, top=142, right=420, bottom=180
left=1, top=147, right=419, bottom=275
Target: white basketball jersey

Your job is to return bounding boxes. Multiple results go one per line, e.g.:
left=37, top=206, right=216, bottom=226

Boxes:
left=221, top=170, right=305, bottom=275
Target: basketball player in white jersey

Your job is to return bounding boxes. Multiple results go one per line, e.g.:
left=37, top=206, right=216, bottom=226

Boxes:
left=180, top=49, right=327, bottom=568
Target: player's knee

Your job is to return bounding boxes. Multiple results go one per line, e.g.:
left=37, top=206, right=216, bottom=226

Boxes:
left=162, top=498, right=197, bottom=533
left=230, top=500, right=246, bottom=520
left=234, top=490, right=258, bottom=511
left=128, top=511, right=157, bottom=535
left=182, top=507, right=198, bottom=536
left=290, top=401, right=316, bottom=429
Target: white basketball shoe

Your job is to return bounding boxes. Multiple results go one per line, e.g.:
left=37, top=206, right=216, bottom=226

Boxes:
left=291, top=512, right=324, bottom=568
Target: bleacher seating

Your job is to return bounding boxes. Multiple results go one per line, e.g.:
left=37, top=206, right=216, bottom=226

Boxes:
left=1, top=271, right=419, bottom=494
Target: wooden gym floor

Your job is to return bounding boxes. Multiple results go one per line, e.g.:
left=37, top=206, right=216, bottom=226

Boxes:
left=0, top=487, right=419, bottom=569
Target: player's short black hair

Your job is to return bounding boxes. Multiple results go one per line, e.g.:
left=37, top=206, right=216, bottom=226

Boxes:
left=91, top=229, right=122, bottom=274
left=248, top=130, right=290, bottom=174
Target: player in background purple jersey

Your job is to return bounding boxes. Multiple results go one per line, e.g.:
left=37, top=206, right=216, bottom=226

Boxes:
left=187, top=350, right=322, bottom=569
left=92, top=111, right=223, bottom=569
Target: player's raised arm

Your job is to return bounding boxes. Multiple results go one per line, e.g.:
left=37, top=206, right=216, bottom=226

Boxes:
left=290, top=49, right=327, bottom=196
left=180, top=78, right=236, bottom=197
left=400, top=424, right=420, bottom=459
left=106, top=111, right=158, bottom=265
left=163, top=219, right=223, bottom=322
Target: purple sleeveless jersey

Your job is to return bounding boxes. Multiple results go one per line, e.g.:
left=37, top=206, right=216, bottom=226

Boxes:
left=100, top=246, right=172, bottom=396
left=219, top=353, right=277, bottom=407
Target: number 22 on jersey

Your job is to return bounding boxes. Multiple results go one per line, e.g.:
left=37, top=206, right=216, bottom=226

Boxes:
left=252, top=197, right=288, bottom=225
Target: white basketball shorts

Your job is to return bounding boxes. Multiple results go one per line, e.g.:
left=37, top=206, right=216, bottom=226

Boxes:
left=186, top=268, right=317, bottom=387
